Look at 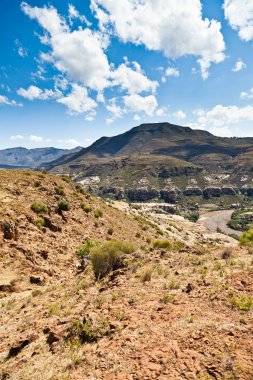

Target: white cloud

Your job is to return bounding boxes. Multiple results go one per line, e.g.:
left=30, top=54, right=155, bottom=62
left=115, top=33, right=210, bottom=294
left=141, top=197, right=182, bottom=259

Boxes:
left=106, top=98, right=126, bottom=123
left=17, top=85, right=62, bottom=100
left=133, top=114, right=141, bottom=121
left=21, top=3, right=110, bottom=92
left=124, top=94, right=158, bottom=116
left=209, top=125, right=233, bottom=137
left=111, top=62, right=158, bottom=94
left=29, top=135, right=44, bottom=143
left=15, top=39, right=28, bottom=57
left=165, top=67, right=180, bottom=77
left=224, top=0, right=253, bottom=41
left=232, top=59, right=246, bottom=72
left=240, top=87, right=253, bottom=99
left=193, top=105, right=253, bottom=134
left=68, top=4, right=91, bottom=26
left=0, top=95, right=22, bottom=107
left=57, top=84, right=97, bottom=115
left=10, top=135, right=25, bottom=141
left=173, top=110, right=186, bottom=120
left=92, top=0, right=225, bottom=79
left=156, top=107, right=168, bottom=117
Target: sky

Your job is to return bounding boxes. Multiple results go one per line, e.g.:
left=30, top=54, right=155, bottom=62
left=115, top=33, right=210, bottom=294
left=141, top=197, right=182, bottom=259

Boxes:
left=1, top=0, right=253, bottom=149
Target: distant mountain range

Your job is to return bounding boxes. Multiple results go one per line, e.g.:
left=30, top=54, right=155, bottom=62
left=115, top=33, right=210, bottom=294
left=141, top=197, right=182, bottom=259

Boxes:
left=43, top=123, right=253, bottom=203
left=0, top=146, right=82, bottom=168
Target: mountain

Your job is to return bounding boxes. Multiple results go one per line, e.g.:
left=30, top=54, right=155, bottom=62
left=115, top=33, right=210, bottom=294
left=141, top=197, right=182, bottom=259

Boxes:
left=46, top=123, right=253, bottom=204
left=0, top=146, right=82, bottom=168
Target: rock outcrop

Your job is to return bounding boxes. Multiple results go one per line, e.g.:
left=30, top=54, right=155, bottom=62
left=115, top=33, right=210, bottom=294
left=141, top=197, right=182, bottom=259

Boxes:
left=222, top=187, right=237, bottom=196
left=101, top=186, right=125, bottom=200
left=127, top=188, right=160, bottom=201
left=203, top=187, right=222, bottom=199
left=183, top=187, right=203, bottom=196
left=158, top=166, right=202, bottom=178
left=160, top=187, right=181, bottom=203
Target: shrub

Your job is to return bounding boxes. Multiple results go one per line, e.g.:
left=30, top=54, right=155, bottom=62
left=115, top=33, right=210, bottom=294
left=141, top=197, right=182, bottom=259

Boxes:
left=153, top=240, right=172, bottom=249
left=55, top=186, right=66, bottom=196
left=240, top=228, right=253, bottom=247
left=76, top=184, right=86, bottom=194
left=2, top=221, right=11, bottom=233
left=81, top=204, right=92, bottom=213
left=58, top=199, right=70, bottom=212
left=61, top=174, right=72, bottom=183
left=161, top=293, right=174, bottom=304
left=31, top=201, right=48, bottom=214
left=107, top=227, right=114, bottom=235
left=140, top=266, right=152, bottom=283
left=34, top=180, right=41, bottom=188
left=90, top=240, right=134, bottom=279
left=35, top=217, right=45, bottom=228
left=76, top=239, right=98, bottom=259
left=230, top=294, right=253, bottom=312
left=95, top=209, right=103, bottom=218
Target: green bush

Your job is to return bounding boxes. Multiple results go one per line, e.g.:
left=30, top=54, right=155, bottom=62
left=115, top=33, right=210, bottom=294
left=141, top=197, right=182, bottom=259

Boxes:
left=58, top=199, right=70, bottom=212
left=61, top=174, right=72, bottom=183
left=240, top=228, right=253, bottom=247
left=95, top=209, right=103, bottom=218
left=55, top=186, right=66, bottom=196
left=2, top=221, right=11, bottom=232
left=107, top=227, right=114, bottom=235
left=76, top=184, right=86, bottom=194
left=76, top=239, right=98, bottom=259
left=31, top=201, right=48, bottom=214
left=230, top=294, right=253, bottom=312
left=81, top=204, right=92, bottom=213
left=90, top=240, right=134, bottom=279
left=153, top=240, right=172, bottom=249
left=35, top=217, right=45, bottom=228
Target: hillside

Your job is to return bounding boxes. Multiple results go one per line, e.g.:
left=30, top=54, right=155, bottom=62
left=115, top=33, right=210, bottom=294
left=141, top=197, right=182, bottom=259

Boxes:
left=0, top=170, right=253, bottom=379
left=46, top=123, right=253, bottom=204
left=0, top=146, right=82, bottom=168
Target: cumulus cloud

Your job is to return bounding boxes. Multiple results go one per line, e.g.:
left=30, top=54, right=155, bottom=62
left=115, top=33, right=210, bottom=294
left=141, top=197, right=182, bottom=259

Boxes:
left=21, top=2, right=110, bottom=92
left=224, top=0, right=253, bottom=41
left=165, top=67, right=180, bottom=77
left=193, top=104, right=253, bottom=136
left=240, top=87, right=253, bottom=99
left=173, top=110, right=186, bottom=120
left=57, top=138, right=80, bottom=147
left=124, top=94, right=158, bottom=116
left=10, top=135, right=25, bottom=141
left=29, top=135, right=44, bottom=143
left=232, top=59, right=246, bottom=72
left=57, top=84, right=97, bottom=116
left=111, top=62, right=158, bottom=94
left=68, top=4, right=91, bottom=26
left=0, top=95, right=22, bottom=107
left=106, top=98, right=126, bottom=123
left=92, top=0, right=225, bottom=79
left=17, top=85, right=62, bottom=100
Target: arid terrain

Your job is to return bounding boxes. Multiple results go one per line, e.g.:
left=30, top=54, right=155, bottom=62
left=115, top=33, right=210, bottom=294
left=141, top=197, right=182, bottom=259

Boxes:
left=0, top=170, right=253, bottom=380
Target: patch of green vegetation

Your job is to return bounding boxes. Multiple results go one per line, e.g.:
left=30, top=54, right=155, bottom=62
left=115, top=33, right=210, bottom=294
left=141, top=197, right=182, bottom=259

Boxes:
left=61, top=174, right=72, bottom=183
left=240, top=228, right=253, bottom=247
left=153, top=240, right=172, bottom=249
left=90, top=240, right=134, bottom=280
left=33, top=180, right=41, bottom=188
left=161, top=293, right=174, bottom=304
left=76, top=239, right=98, bottom=259
left=94, top=209, right=103, bottom=218
left=58, top=199, right=70, bottom=211
left=2, top=221, right=11, bottom=232
left=229, top=293, right=253, bottom=312
left=81, top=204, right=92, bottom=213
left=31, top=201, right=48, bottom=214
left=228, top=209, right=253, bottom=231
left=35, top=217, right=45, bottom=228
left=75, top=184, right=86, bottom=194
left=55, top=186, right=66, bottom=196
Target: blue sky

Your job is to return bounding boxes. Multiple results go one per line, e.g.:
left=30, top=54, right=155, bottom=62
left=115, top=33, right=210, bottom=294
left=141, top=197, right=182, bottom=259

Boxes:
left=0, top=0, right=253, bottom=149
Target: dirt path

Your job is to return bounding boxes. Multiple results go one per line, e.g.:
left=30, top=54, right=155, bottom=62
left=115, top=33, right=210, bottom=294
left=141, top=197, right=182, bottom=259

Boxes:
left=198, top=209, right=241, bottom=236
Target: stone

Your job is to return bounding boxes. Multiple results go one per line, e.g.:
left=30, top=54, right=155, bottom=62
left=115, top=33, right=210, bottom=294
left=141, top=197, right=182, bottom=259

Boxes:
left=127, top=188, right=160, bottom=201
left=183, top=187, right=203, bottom=196
left=30, top=275, right=44, bottom=285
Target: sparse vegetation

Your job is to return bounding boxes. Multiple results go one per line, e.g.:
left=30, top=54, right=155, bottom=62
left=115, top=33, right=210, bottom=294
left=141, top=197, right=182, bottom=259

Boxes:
left=229, top=293, right=253, bottom=312
left=58, top=199, right=70, bottom=211
left=95, top=209, right=103, bottom=218
left=240, top=228, right=253, bottom=247
left=31, top=201, right=48, bottom=214
left=81, top=204, right=92, bottom=213
left=55, top=186, right=66, bottom=196
left=35, top=217, right=45, bottom=228
left=153, top=239, right=172, bottom=249
left=90, top=240, right=134, bottom=279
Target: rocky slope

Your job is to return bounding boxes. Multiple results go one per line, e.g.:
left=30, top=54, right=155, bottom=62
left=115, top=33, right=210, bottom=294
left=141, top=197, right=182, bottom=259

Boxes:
left=0, top=170, right=253, bottom=379
left=45, top=123, right=253, bottom=204
left=0, top=146, right=82, bottom=168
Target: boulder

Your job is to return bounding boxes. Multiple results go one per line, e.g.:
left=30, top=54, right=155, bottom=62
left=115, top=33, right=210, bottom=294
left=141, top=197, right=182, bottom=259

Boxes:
left=101, top=186, right=125, bottom=200
left=183, top=187, right=203, bottom=196
left=240, top=187, right=253, bottom=196
left=127, top=188, right=159, bottom=202
left=30, top=275, right=44, bottom=285
left=203, top=187, right=222, bottom=199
